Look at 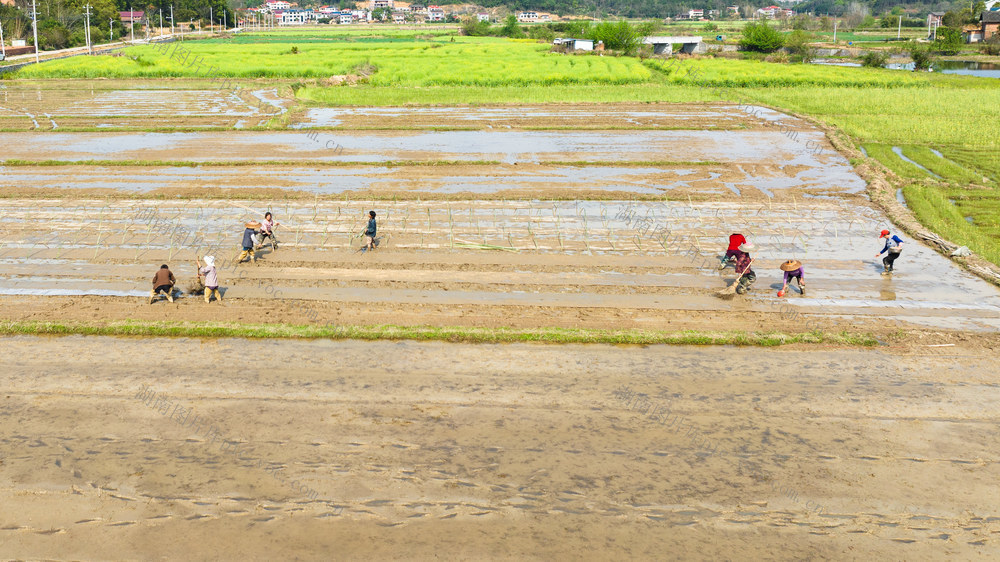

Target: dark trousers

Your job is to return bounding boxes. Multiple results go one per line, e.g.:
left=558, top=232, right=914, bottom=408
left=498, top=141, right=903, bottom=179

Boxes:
left=153, top=284, right=173, bottom=295
left=883, top=251, right=900, bottom=270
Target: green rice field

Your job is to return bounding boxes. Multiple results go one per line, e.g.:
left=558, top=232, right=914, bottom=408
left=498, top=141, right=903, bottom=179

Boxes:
left=13, top=34, right=651, bottom=86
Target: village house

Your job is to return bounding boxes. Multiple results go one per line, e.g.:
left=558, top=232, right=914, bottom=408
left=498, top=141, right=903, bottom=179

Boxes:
left=964, top=23, right=983, bottom=42
left=427, top=5, right=445, bottom=21
left=392, top=11, right=406, bottom=23
left=266, top=1, right=292, bottom=11
left=688, top=9, right=704, bottom=19
left=278, top=9, right=308, bottom=24
left=517, top=11, right=539, bottom=22
left=119, top=10, right=145, bottom=26
left=927, top=12, right=945, bottom=28
left=371, top=0, right=393, bottom=10
left=982, top=11, right=1000, bottom=40
left=340, top=12, right=354, bottom=23
left=756, top=5, right=793, bottom=18
left=553, top=38, right=594, bottom=51
left=477, top=12, right=490, bottom=22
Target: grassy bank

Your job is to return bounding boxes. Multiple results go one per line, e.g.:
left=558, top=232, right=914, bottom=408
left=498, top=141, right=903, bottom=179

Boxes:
left=0, top=320, right=880, bottom=347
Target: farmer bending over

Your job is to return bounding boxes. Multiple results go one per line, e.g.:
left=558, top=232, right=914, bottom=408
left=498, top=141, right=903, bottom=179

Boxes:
left=876, top=229, right=903, bottom=275
left=149, top=264, right=176, bottom=304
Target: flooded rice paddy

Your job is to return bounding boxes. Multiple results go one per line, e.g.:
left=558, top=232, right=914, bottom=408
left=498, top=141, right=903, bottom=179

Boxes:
left=1, top=102, right=998, bottom=333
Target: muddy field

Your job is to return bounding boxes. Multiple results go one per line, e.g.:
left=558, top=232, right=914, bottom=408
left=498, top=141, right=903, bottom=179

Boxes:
left=0, top=83, right=289, bottom=130
left=2, top=336, right=998, bottom=559
left=3, top=196, right=1000, bottom=335
left=2, top=99, right=1000, bottom=560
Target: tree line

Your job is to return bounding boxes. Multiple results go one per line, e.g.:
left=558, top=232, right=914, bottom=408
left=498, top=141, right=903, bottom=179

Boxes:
left=1, top=0, right=234, bottom=51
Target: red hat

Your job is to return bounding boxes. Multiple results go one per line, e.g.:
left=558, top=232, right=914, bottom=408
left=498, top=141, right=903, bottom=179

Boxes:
left=879, top=229, right=890, bottom=238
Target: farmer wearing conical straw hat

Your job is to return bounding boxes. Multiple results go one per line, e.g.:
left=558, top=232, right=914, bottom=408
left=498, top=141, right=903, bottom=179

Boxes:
left=778, top=259, right=805, bottom=297
left=237, top=220, right=261, bottom=264
left=734, top=242, right=756, bottom=295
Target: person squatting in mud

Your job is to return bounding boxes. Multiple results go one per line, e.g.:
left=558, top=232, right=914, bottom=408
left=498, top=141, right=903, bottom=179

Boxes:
left=149, top=264, right=176, bottom=304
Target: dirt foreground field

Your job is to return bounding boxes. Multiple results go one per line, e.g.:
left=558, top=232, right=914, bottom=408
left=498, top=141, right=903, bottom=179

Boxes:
left=1, top=336, right=998, bottom=560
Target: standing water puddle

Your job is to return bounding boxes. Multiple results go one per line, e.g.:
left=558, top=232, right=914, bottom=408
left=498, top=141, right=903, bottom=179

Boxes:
left=891, top=147, right=942, bottom=179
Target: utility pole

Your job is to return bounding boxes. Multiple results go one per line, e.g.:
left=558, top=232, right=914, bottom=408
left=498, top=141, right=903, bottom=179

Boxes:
left=1, top=19, right=6, bottom=60
left=170, top=5, right=174, bottom=36
left=224, top=10, right=227, bottom=30
left=833, top=20, right=838, bottom=43
left=84, top=4, right=93, bottom=54
left=129, top=5, right=135, bottom=43
left=210, top=6, right=214, bottom=34
left=32, top=0, right=39, bottom=63
left=159, top=9, right=163, bottom=38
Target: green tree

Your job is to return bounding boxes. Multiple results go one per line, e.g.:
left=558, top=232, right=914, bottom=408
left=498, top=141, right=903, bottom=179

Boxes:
left=739, top=22, right=784, bottom=53
left=461, top=16, right=492, bottom=36
left=499, top=14, right=524, bottom=38
left=589, top=20, right=645, bottom=55
left=934, top=27, right=964, bottom=55
left=784, top=29, right=815, bottom=62
left=860, top=51, right=888, bottom=67
left=910, top=45, right=933, bottom=70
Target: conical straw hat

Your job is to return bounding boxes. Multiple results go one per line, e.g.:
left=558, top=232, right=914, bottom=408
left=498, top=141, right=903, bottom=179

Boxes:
left=780, top=259, right=802, bottom=272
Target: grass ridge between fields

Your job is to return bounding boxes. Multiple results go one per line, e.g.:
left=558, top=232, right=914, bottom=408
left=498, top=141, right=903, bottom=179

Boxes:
left=0, top=320, right=881, bottom=347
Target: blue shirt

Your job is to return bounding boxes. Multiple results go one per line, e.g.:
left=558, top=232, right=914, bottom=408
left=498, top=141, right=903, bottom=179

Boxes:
left=365, top=218, right=377, bottom=237
left=242, top=228, right=257, bottom=248
left=879, top=235, right=903, bottom=255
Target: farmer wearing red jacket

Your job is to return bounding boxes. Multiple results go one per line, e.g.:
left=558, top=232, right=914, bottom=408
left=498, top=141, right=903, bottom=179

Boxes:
left=719, top=233, right=748, bottom=269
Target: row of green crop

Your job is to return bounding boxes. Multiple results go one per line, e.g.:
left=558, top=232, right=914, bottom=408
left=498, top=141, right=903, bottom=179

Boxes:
left=13, top=39, right=651, bottom=86
left=902, top=184, right=1000, bottom=264
left=644, top=57, right=926, bottom=88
